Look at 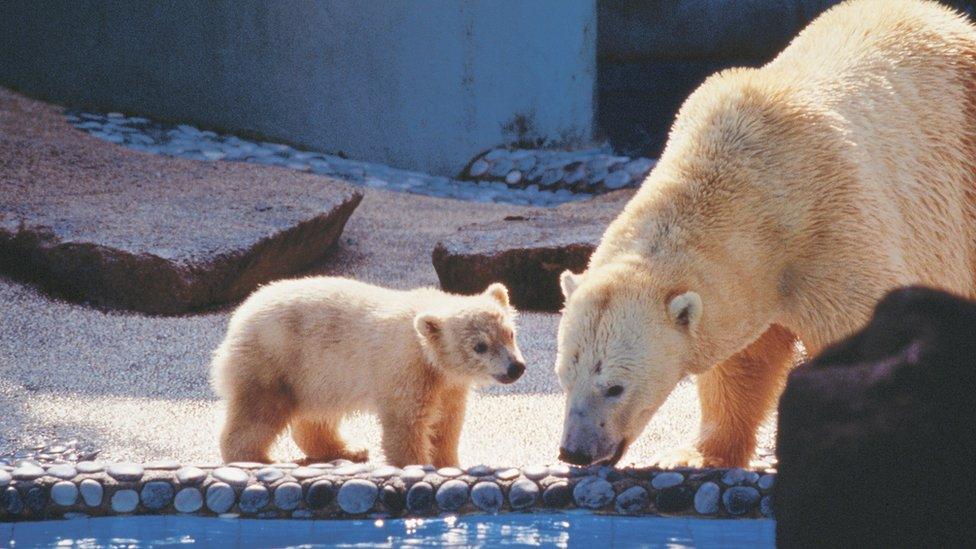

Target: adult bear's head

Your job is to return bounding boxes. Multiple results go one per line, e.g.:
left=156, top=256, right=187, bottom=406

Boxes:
left=554, top=255, right=767, bottom=466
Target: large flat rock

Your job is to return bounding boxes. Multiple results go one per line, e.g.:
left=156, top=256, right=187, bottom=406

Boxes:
left=0, top=88, right=362, bottom=314
left=432, top=191, right=631, bottom=311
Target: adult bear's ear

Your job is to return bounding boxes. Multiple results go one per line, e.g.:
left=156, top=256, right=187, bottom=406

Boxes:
left=560, top=270, right=584, bottom=300
left=668, top=291, right=702, bottom=329
left=414, top=313, right=442, bottom=342
left=484, top=282, right=510, bottom=308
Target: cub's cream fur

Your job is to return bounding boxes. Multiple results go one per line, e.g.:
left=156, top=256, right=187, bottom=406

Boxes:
left=211, top=277, right=525, bottom=467
left=557, top=0, right=976, bottom=468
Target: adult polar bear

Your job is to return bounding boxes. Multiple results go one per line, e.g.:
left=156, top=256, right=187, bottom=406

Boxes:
left=556, top=0, right=976, bottom=468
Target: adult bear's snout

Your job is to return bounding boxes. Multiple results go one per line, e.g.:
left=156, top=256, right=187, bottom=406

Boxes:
left=558, top=446, right=592, bottom=466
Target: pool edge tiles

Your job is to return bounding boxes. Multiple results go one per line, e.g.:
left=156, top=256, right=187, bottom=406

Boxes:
left=0, top=462, right=775, bottom=522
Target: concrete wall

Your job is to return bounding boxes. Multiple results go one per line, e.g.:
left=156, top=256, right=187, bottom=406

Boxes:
left=0, top=1, right=596, bottom=176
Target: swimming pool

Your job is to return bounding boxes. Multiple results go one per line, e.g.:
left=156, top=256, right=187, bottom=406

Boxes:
left=3, top=512, right=775, bottom=548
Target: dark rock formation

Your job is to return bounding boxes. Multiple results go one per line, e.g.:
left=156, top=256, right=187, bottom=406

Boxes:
left=776, top=286, right=976, bottom=547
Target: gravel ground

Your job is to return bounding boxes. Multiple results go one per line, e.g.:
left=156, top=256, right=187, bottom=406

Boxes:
left=0, top=185, right=777, bottom=467
left=0, top=93, right=777, bottom=467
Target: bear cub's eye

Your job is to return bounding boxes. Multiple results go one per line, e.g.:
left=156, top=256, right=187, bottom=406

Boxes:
left=606, top=385, right=624, bottom=398
left=473, top=342, right=488, bottom=354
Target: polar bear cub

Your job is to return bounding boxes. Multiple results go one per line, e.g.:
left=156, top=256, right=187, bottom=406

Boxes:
left=211, top=276, right=525, bottom=467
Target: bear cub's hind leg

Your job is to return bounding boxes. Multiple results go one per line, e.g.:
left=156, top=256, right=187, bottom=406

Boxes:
left=291, top=417, right=369, bottom=464
left=220, top=390, right=293, bottom=464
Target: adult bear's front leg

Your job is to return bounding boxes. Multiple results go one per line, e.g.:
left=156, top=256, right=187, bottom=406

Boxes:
left=694, top=324, right=798, bottom=467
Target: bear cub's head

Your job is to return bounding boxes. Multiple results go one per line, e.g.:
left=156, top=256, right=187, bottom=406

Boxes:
left=414, top=282, right=526, bottom=385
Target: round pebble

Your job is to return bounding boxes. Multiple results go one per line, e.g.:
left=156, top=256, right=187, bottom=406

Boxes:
left=435, top=479, right=469, bottom=512
left=0, top=470, right=10, bottom=487
left=494, top=468, right=520, bottom=481
left=334, top=464, right=370, bottom=476
left=174, top=488, right=203, bottom=513
left=337, top=479, right=378, bottom=514
left=144, top=460, right=181, bottom=470
left=205, top=482, right=235, bottom=514
left=469, top=159, right=490, bottom=177
left=760, top=495, right=774, bottom=518
left=406, top=482, right=434, bottom=514
left=274, top=482, right=302, bottom=511
left=651, top=472, right=684, bottom=489
left=80, top=479, right=103, bottom=507
left=141, top=481, right=175, bottom=510
left=723, top=486, right=760, bottom=516
left=176, top=466, right=206, bottom=485
left=436, top=467, right=462, bottom=478
left=471, top=481, right=503, bottom=513
left=694, top=482, right=721, bottom=515
left=291, top=467, right=326, bottom=480
left=47, top=464, right=77, bottom=480
left=111, top=489, right=139, bottom=513
left=213, top=467, right=249, bottom=487
left=401, top=468, right=426, bottom=483
left=12, top=463, right=45, bottom=480
left=466, top=465, right=492, bottom=477
left=522, top=465, right=549, bottom=480
left=543, top=481, right=572, bottom=508
left=548, top=464, right=571, bottom=478
left=381, top=484, right=405, bottom=513
left=76, top=461, right=104, bottom=474
left=305, top=480, right=335, bottom=509
left=239, top=485, right=270, bottom=513
left=107, top=463, right=144, bottom=482
left=573, top=477, right=614, bottom=509
left=758, top=474, right=775, bottom=492
left=615, top=486, right=649, bottom=514
left=51, top=481, right=79, bottom=506
left=256, top=467, right=284, bottom=484
left=603, top=170, right=632, bottom=189
left=721, top=468, right=747, bottom=486
left=509, top=479, right=540, bottom=510
left=25, top=487, right=47, bottom=512
left=656, top=486, right=694, bottom=513
left=4, top=486, right=23, bottom=514
left=370, top=466, right=399, bottom=479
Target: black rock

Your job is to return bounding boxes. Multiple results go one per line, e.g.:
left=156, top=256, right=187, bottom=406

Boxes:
left=721, top=486, right=759, bottom=516
left=305, top=480, right=335, bottom=509
left=776, top=287, right=976, bottom=547
left=406, top=482, right=434, bottom=514
left=380, top=484, right=405, bottom=514
left=654, top=485, right=693, bottom=513
left=4, top=487, right=23, bottom=515
left=25, top=486, right=47, bottom=513
left=542, top=481, right=572, bottom=508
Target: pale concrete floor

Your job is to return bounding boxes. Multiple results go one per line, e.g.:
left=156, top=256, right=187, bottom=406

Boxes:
left=0, top=186, right=776, bottom=467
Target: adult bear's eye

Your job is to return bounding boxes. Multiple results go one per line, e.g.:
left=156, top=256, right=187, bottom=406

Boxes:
left=606, top=385, right=624, bottom=398
left=473, top=342, right=488, bottom=354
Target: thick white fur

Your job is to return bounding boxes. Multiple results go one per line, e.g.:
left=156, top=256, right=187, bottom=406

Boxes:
left=557, top=0, right=976, bottom=467
left=211, top=277, right=523, bottom=467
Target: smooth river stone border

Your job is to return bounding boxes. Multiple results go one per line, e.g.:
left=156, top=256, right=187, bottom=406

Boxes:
left=0, top=461, right=776, bottom=522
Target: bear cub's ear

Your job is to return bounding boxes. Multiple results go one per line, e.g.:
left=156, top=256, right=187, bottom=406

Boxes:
left=484, top=282, right=510, bottom=308
left=668, top=291, right=702, bottom=329
left=414, top=313, right=443, bottom=342
left=560, top=270, right=584, bottom=299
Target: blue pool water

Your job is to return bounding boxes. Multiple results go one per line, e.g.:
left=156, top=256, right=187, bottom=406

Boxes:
left=2, top=512, right=774, bottom=548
